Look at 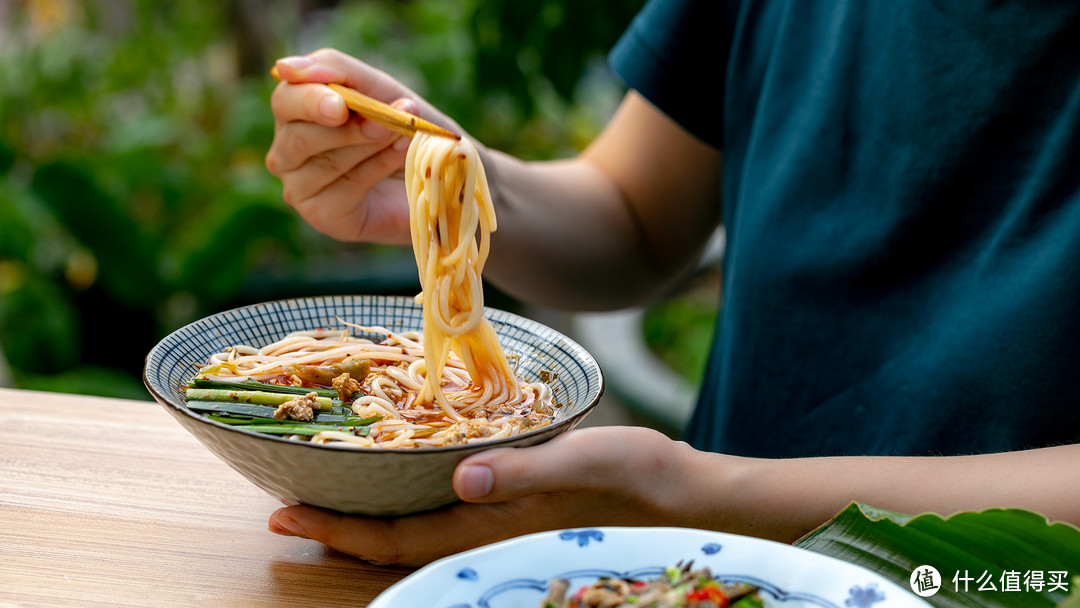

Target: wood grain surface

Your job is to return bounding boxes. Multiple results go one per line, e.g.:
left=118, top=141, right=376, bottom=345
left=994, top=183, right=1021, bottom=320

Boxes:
left=0, top=388, right=413, bottom=607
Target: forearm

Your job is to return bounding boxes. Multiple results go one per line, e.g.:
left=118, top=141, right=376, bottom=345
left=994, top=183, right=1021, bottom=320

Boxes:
left=479, top=152, right=677, bottom=309
left=477, top=92, right=721, bottom=311
left=676, top=443, right=1080, bottom=544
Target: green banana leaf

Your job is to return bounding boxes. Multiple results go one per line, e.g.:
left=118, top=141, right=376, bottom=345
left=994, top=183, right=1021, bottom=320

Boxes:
left=1060, top=585, right=1080, bottom=608
left=794, top=503, right=1080, bottom=608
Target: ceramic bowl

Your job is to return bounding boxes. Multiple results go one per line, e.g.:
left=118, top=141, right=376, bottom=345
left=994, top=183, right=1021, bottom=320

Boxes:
left=143, top=295, right=603, bottom=516
left=370, top=527, right=931, bottom=607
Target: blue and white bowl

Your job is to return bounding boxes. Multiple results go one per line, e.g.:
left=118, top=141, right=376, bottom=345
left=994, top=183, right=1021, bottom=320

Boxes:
left=370, top=527, right=932, bottom=608
left=143, top=295, right=604, bottom=516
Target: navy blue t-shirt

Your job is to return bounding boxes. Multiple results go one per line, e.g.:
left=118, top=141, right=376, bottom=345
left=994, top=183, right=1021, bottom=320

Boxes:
left=611, top=0, right=1080, bottom=457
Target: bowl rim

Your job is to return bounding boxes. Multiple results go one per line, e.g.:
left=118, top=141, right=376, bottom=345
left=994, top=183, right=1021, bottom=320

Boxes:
left=143, top=294, right=605, bottom=456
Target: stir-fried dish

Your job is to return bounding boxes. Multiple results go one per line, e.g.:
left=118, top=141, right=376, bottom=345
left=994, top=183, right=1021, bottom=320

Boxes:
left=542, top=563, right=768, bottom=608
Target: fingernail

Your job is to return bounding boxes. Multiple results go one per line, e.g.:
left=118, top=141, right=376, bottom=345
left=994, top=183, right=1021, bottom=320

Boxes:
left=320, top=94, right=345, bottom=120
left=393, top=135, right=412, bottom=151
left=278, top=56, right=314, bottom=69
left=392, top=98, right=418, bottom=115
left=268, top=510, right=306, bottom=537
left=457, top=464, right=494, bottom=500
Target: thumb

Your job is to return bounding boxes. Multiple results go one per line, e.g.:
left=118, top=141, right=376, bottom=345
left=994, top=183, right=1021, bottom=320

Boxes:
left=452, top=432, right=588, bottom=503
left=452, top=427, right=656, bottom=503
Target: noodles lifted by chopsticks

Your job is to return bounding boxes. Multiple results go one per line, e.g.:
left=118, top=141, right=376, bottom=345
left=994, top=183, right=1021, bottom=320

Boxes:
left=189, top=132, right=557, bottom=449
left=405, top=132, right=524, bottom=420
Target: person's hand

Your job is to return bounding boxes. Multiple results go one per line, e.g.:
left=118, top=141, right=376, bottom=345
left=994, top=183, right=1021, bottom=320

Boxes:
left=265, top=49, right=462, bottom=244
left=266, top=426, right=706, bottom=566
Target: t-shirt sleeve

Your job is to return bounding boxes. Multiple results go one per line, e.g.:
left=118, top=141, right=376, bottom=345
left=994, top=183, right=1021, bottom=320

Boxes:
left=608, top=0, right=728, bottom=148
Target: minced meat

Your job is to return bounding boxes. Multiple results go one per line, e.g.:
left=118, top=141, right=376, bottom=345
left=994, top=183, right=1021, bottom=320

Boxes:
left=273, top=392, right=318, bottom=422
left=332, top=372, right=363, bottom=401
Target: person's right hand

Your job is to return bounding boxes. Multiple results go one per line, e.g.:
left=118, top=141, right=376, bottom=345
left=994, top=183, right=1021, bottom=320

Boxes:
left=265, top=49, right=462, bottom=245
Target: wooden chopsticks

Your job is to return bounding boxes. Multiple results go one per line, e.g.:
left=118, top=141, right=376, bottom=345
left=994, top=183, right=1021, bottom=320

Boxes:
left=271, top=65, right=460, bottom=140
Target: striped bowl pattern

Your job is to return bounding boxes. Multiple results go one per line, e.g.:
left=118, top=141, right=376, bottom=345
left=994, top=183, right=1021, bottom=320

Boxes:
left=144, top=295, right=604, bottom=516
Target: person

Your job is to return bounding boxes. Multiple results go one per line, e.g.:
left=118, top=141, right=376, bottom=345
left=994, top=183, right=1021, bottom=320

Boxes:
left=263, top=0, right=1080, bottom=565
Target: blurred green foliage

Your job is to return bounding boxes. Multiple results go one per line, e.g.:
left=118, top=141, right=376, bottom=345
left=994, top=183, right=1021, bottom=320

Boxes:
left=0, top=0, right=642, bottom=398
left=310, top=0, right=637, bottom=156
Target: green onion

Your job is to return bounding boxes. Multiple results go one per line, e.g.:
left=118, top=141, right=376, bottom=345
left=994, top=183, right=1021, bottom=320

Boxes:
left=206, top=414, right=281, bottom=425
left=190, top=376, right=339, bottom=399
left=188, top=399, right=380, bottom=426
left=236, top=419, right=378, bottom=436
left=345, top=415, right=382, bottom=426
left=184, top=388, right=335, bottom=410
left=204, top=418, right=382, bottom=437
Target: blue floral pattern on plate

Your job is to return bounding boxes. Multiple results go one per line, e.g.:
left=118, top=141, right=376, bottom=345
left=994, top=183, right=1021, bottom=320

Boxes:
left=369, top=527, right=931, bottom=608
left=702, top=542, right=723, bottom=555
left=559, top=529, right=605, bottom=547
left=845, top=583, right=887, bottom=607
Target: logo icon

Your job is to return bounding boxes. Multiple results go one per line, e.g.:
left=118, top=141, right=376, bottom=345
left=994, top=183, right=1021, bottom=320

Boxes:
left=910, top=565, right=941, bottom=597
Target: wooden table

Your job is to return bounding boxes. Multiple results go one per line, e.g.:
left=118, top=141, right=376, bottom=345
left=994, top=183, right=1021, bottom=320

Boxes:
left=0, top=388, right=413, bottom=607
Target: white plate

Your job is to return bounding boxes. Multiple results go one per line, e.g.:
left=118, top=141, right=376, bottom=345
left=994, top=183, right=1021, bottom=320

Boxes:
left=370, top=527, right=931, bottom=608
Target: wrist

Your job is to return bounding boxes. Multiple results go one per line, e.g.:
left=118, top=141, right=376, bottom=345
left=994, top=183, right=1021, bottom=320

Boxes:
left=681, top=453, right=862, bottom=544
left=660, top=443, right=759, bottom=533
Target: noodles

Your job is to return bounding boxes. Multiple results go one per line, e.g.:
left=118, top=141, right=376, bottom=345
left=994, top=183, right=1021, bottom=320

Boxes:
left=405, top=132, right=522, bottom=420
left=192, top=325, right=556, bottom=449
left=188, top=132, right=556, bottom=449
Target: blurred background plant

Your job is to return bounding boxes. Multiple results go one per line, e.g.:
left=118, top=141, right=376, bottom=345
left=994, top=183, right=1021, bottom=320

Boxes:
left=0, top=0, right=654, bottom=399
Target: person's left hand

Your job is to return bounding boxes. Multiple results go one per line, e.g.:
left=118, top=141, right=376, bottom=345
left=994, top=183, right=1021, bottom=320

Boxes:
left=266, top=425, right=704, bottom=566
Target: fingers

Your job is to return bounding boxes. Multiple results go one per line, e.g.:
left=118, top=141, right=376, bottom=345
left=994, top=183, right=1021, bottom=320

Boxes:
left=284, top=144, right=413, bottom=243
left=274, top=48, right=409, bottom=103
left=266, top=93, right=419, bottom=244
left=453, top=426, right=676, bottom=503
left=265, top=428, right=688, bottom=566
left=273, top=55, right=346, bottom=87
left=268, top=502, right=518, bottom=567
left=280, top=141, right=390, bottom=203
left=267, top=98, right=419, bottom=175
left=271, top=49, right=458, bottom=136
left=451, top=436, right=585, bottom=503
left=268, top=118, right=364, bottom=174
left=269, top=49, right=416, bottom=133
